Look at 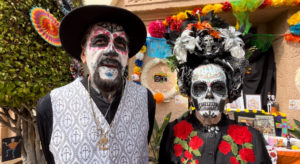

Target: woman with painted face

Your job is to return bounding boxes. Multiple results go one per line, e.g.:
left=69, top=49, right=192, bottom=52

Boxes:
left=159, top=13, right=271, bottom=164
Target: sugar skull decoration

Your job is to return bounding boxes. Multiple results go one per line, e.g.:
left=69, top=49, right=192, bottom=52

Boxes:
left=165, top=12, right=247, bottom=119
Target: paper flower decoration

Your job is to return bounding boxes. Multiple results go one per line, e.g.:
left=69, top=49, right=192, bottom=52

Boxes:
left=219, top=26, right=245, bottom=59
left=148, top=20, right=165, bottom=38
left=30, top=7, right=61, bottom=47
left=154, top=92, right=164, bottom=103
left=290, top=23, right=300, bottom=36
left=287, top=11, right=300, bottom=26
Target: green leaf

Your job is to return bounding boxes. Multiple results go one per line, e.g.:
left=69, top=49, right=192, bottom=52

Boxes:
left=294, top=119, right=300, bottom=129
left=231, top=142, right=238, bottom=156
left=174, top=137, right=188, bottom=150
left=240, top=160, right=247, bottom=164
left=189, top=131, right=197, bottom=138
left=236, top=155, right=241, bottom=161
left=192, top=149, right=201, bottom=156
left=243, top=143, right=253, bottom=149
left=223, top=135, right=233, bottom=142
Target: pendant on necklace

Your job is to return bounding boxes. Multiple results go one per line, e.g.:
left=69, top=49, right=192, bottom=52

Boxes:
left=97, top=135, right=109, bottom=151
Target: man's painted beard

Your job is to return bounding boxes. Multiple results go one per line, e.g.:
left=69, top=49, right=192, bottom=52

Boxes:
left=191, top=64, right=228, bottom=118
left=93, top=58, right=123, bottom=93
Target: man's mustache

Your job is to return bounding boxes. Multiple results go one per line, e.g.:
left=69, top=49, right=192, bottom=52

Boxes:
left=97, top=58, right=122, bottom=69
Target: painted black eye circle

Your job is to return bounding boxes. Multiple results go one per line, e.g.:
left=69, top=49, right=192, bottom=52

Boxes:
left=192, top=82, right=207, bottom=97
left=114, top=37, right=127, bottom=51
left=211, top=82, right=226, bottom=95
left=92, top=34, right=109, bottom=47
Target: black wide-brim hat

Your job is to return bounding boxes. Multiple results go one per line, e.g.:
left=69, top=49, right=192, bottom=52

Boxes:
left=59, top=5, right=147, bottom=60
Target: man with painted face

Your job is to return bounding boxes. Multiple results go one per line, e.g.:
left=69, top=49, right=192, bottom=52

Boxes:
left=36, top=5, right=155, bottom=164
left=159, top=13, right=271, bottom=164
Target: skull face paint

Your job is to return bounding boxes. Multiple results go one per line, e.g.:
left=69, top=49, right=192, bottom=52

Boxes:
left=83, top=22, right=128, bottom=92
left=191, top=64, right=228, bottom=118
left=203, top=35, right=214, bottom=55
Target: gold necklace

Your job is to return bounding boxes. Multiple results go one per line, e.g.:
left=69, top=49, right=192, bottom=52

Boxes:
left=88, top=78, right=116, bottom=151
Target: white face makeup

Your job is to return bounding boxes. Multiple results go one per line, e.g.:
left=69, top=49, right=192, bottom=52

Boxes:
left=84, top=22, right=129, bottom=81
left=191, top=64, right=228, bottom=118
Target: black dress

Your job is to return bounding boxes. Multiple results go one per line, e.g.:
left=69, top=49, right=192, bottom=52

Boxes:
left=159, top=112, right=272, bottom=164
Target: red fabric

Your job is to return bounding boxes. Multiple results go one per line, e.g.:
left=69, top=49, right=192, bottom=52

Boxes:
left=174, top=144, right=183, bottom=157
left=218, top=141, right=231, bottom=155
left=189, top=135, right=203, bottom=150
left=239, top=148, right=255, bottom=163
left=230, top=156, right=239, bottom=164
left=222, top=2, right=232, bottom=12
left=174, top=120, right=193, bottom=140
left=184, top=151, right=193, bottom=160
left=227, top=124, right=252, bottom=145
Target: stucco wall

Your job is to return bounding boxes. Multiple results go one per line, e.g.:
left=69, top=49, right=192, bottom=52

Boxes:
left=269, top=8, right=300, bottom=123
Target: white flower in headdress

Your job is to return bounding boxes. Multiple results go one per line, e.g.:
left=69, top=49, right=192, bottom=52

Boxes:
left=219, top=26, right=245, bottom=59
left=173, top=30, right=200, bottom=64
left=136, top=52, right=144, bottom=60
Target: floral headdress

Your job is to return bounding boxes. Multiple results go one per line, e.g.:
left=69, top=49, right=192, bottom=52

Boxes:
left=165, top=12, right=247, bottom=102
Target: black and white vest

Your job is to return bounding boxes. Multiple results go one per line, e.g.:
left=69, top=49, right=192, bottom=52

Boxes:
left=49, top=79, right=149, bottom=163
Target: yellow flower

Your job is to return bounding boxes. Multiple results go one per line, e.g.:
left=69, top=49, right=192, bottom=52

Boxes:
left=177, top=12, right=187, bottom=21
left=190, top=106, right=196, bottom=111
left=245, top=109, right=249, bottom=113
left=202, top=4, right=215, bottom=15
left=279, top=112, right=287, bottom=117
left=272, top=0, right=286, bottom=7
left=292, top=145, right=299, bottom=150
left=163, top=20, right=169, bottom=27
left=213, top=4, right=224, bottom=13
left=133, top=66, right=141, bottom=74
left=252, top=109, right=257, bottom=113
left=272, top=113, right=278, bottom=117
left=226, top=108, right=231, bottom=112
left=261, top=109, right=266, bottom=113
left=287, top=11, right=300, bottom=26
left=172, top=15, right=177, bottom=21
left=264, top=112, right=270, bottom=115
left=287, top=0, right=295, bottom=5
left=185, top=10, right=193, bottom=16
left=139, top=45, right=147, bottom=53
left=236, top=109, right=241, bottom=112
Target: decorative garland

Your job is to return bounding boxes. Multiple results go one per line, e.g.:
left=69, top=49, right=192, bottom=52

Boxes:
left=162, top=0, right=300, bottom=36
left=284, top=10, right=300, bottom=43
left=132, top=45, right=146, bottom=85
left=140, top=58, right=178, bottom=102
left=226, top=108, right=287, bottom=117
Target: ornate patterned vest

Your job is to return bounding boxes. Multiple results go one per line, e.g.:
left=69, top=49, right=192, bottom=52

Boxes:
left=49, top=79, right=149, bottom=163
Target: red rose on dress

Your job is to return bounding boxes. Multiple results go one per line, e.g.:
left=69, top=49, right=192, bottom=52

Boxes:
left=189, top=135, right=203, bottom=150
left=174, top=144, right=183, bottom=157
left=195, top=160, right=199, bottom=164
left=239, top=148, right=255, bottom=163
left=230, top=156, right=239, bottom=164
left=227, top=124, right=252, bottom=145
left=181, top=158, right=185, bottom=162
left=184, top=151, right=193, bottom=160
left=174, top=120, right=193, bottom=140
left=218, top=141, right=231, bottom=155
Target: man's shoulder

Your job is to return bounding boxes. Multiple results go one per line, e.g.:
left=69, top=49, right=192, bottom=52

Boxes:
left=50, top=79, right=81, bottom=94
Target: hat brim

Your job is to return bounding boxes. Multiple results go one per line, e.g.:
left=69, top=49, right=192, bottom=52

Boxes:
left=59, top=5, right=146, bottom=60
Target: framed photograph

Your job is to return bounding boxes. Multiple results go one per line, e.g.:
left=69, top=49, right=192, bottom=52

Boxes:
left=238, top=116, right=255, bottom=127
left=226, top=95, right=245, bottom=111
left=255, top=115, right=276, bottom=136
left=245, top=94, right=262, bottom=111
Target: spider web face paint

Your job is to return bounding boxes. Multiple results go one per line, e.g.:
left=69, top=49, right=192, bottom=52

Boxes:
left=191, top=64, right=228, bottom=118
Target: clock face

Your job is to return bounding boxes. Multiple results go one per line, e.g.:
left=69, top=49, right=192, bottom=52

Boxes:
left=147, top=62, right=176, bottom=93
